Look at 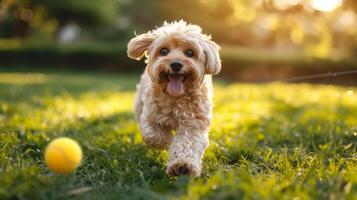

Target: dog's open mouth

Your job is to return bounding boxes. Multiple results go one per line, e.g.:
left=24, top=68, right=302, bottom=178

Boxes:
left=168, top=73, right=185, bottom=94
left=160, top=72, right=186, bottom=96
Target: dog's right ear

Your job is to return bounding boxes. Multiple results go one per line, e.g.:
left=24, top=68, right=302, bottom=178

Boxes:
left=127, top=32, right=155, bottom=60
left=203, top=40, right=221, bottom=75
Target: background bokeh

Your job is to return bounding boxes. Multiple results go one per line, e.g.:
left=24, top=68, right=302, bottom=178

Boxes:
left=0, top=0, right=356, bottom=82
left=1, top=2, right=357, bottom=199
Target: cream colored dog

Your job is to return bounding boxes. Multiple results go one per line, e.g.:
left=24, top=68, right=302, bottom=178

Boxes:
left=127, top=20, right=221, bottom=177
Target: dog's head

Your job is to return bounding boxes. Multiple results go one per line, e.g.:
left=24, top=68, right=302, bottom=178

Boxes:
left=127, top=20, right=221, bottom=97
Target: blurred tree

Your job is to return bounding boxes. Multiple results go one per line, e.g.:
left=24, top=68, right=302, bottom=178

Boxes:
left=160, top=0, right=235, bottom=42
left=0, top=0, right=119, bottom=40
left=0, top=0, right=356, bottom=59
left=30, top=0, right=118, bottom=26
left=116, top=0, right=161, bottom=38
left=159, top=0, right=357, bottom=58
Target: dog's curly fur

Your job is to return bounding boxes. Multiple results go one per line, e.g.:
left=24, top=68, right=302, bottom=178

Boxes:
left=127, top=20, right=221, bottom=177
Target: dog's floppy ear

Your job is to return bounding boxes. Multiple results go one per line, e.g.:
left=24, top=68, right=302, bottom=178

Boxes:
left=127, top=32, right=155, bottom=60
left=203, top=40, right=221, bottom=75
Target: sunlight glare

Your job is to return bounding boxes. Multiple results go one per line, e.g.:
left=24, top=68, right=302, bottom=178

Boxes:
left=310, top=0, right=343, bottom=12
left=274, top=0, right=302, bottom=10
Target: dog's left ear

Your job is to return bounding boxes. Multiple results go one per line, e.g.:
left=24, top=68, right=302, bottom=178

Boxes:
left=203, top=40, right=221, bottom=75
left=127, top=32, right=156, bottom=60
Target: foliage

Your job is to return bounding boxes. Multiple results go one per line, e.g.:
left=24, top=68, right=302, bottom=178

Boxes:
left=0, top=0, right=119, bottom=39
left=0, top=41, right=133, bottom=69
left=0, top=72, right=356, bottom=199
left=30, top=0, right=119, bottom=26
left=1, top=0, right=357, bottom=59
left=159, top=0, right=357, bottom=59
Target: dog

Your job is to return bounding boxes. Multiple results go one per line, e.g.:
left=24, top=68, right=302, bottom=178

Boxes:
left=127, top=20, right=221, bottom=177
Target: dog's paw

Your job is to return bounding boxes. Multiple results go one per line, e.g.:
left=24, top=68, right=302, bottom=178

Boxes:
left=166, top=158, right=201, bottom=177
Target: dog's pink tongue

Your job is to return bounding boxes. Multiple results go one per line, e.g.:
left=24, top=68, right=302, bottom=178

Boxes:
left=168, top=75, right=184, bottom=95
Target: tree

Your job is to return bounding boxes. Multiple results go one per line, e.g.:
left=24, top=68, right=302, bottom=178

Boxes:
left=0, top=0, right=119, bottom=38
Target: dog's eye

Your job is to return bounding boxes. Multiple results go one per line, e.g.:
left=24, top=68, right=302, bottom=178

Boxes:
left=185, top=49, right=194, bottom=58
left=159, top=48, right=169, bottom=56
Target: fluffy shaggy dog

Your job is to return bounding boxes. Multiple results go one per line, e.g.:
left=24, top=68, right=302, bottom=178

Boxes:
left=127, top=20, right=221, bottom=177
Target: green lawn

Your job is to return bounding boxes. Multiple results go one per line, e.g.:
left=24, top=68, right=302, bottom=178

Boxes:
left=0, top=72, right=356, bottom=200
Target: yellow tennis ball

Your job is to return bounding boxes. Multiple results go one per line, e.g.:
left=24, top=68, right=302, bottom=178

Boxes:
left=44, top=137, right=82, bottom=174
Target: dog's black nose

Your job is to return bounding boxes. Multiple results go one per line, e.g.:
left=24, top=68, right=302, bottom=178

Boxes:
left=170, top=61, right=183, bottom=72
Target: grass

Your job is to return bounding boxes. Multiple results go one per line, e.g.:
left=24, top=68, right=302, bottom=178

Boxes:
left=0, top=71, right=356, bottom=200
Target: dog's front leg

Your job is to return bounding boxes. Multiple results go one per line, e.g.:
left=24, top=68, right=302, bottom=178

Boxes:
left=166, top=128, right=209, bottom=177
left=140, top=117, right=172, bottom=149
